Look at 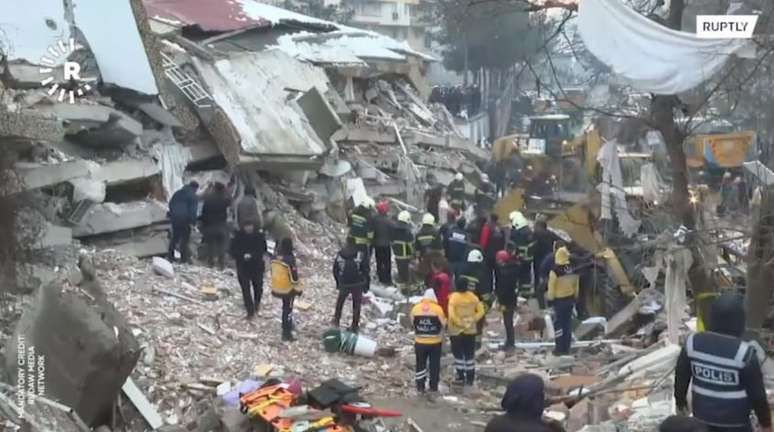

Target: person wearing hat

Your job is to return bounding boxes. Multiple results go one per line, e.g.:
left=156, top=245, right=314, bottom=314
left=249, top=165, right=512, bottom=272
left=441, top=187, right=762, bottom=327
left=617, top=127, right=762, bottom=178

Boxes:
left=448, top=267, right=486, bottom=390
left=391, top=211, right=415, bottom=285
left=475, top=174, right=496, bottom=216
left=495, top=244, right=521, bottom=351
left=675, top=294, right=771, bottom=432
left=411, top=289, right=447, bottom=398
left=458, top=248, right=489, bottom=350
left=546, top=246, right=579, bottom=355
left=448, top=172, right=467, bottom=212
left=236, top=185, right=263, bottom=231
left=415, top=213, right=445, bottom=289
left=484, top=374, right=565, bottom=432
left=372, top=200, right=394, bottom=285
left=349, top=197, right=376, bottom=270
left=509, top=211, right=535, bottom=297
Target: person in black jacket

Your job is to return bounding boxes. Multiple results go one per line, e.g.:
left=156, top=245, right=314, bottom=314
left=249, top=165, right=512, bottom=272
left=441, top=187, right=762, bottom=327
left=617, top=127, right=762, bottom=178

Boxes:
left=392, top=211, right=415, bottom=285
left=495, top=245, right=520, bottom=351
left=531, top=220, right=560, bottom=309
left=332, top=237, right=370, bottom=332
left=372, top=201, right=393, bottom=285
left=445, top=217, right=468, bottom=280
left=229, top=222, right=267, bottom=319
left=200, top=182, right=232, bottom=269
left=485, top=374, right=565, bottom=432
left=660, top=416, right=709, bottom=432
left=167, top=181, right=199, bottom=263
left=675, top=294, right=772, bottom=432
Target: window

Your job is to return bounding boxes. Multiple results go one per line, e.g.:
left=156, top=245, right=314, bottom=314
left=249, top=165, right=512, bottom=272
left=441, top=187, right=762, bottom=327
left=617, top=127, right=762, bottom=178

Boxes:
left=356, top=2, right=381, bottom=17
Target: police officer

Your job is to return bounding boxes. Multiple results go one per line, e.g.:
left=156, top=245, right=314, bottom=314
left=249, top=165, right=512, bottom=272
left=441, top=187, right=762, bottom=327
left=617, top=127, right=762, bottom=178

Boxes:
left=411, top=289, right=446, bottom=399
left=445, top=217, right=469, bottom=281
left=448, top=172, right=467, bottom=212
left=349, top=198, right=375, bottom=269
left=509, top=211, right=535, bottom=296
left=391, top=211, right=415, bottom=285
left=675, top=294, right=771, bottom=432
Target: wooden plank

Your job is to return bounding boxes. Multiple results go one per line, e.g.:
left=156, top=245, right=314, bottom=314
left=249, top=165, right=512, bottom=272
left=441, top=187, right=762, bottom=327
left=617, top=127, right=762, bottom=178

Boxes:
left=122, top=378, right=164, bottom=430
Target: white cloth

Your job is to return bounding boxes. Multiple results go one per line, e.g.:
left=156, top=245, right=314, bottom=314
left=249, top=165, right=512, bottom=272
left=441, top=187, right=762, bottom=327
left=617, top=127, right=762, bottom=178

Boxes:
left=663, top=248, right=692, bottom=345
left=640, top=162, right=667, bottom=203
left=596, top=140, right=641, bottom=236
left=578, top=0, right=754, bottom=94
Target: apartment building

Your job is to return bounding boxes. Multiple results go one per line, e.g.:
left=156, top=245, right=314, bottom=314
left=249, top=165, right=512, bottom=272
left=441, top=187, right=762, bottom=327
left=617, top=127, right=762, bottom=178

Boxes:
left=348, top=0, right=432, bottom=53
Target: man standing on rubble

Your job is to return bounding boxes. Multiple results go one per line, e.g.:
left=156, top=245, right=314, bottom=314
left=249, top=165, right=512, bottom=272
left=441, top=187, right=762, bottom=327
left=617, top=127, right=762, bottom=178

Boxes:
left=480, top=214, right=506, bottom=299
left=675, top=294, right=772, bottom=432
left=372, top=201, right=393, bottom=285
left=425, top=174, right=444, bottom=221
left=448, top=273, right=485, bottom=392
left=391, top=211, right=415, bottom=285
left=546, top=246, right=578, bottom=356
left=476, top=174, right=497, bottom=217
left=415, top=213, right=445, bottom=288
left=230, top=221, right=267, bottom=319
left=200, top=182, right=232, bottom=270
left=332, top=236, right=369, bottom=332
left=495, top=244, right=521, bottom=352
left=532, top=220, right=560, bottom=309
left=411, top=289, right=446, bottom=399
left=236, top=185, right=262, bottom=230
left=509, top=211, right=535, bottom=297
left=167, top=181, right=199, bottom=263
left=448, top=173, right=467, bottom=212
left=445, top=217, right=469, bottom=281
left=349, top=198, right=375, bottom=271
left=459, top=249, right=490, bottom=349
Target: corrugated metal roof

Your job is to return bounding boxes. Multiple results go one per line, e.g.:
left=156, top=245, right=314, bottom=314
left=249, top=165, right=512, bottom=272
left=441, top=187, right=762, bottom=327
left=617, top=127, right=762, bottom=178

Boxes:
left=144, top=0, right=271, bottom=32
left=192, top=50, right=331, bottom=159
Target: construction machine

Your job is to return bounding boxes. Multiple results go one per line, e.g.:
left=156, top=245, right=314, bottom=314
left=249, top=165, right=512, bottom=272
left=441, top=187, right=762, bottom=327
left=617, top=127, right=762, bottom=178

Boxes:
left=686, top=130, right=757, bottom=181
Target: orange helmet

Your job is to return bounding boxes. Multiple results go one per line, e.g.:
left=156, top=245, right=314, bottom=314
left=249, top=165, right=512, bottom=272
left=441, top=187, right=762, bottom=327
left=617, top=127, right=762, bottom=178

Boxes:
left=376, top=200, right=390, bottom=215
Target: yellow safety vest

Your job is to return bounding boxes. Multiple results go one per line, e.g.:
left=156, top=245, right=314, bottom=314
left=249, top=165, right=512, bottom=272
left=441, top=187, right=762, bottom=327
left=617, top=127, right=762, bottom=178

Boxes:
left=271, top=260, right=301, bottom=295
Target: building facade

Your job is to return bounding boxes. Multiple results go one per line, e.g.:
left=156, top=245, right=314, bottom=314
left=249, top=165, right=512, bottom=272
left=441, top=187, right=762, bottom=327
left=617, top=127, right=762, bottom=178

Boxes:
left=348, top=0, right=431, bottom=53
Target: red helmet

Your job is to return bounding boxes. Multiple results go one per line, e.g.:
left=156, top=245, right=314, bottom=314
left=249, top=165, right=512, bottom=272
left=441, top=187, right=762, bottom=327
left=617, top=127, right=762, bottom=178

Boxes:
left=376, top=200, right=390, bottom=215
left=496, top=250, right=511, bottom=263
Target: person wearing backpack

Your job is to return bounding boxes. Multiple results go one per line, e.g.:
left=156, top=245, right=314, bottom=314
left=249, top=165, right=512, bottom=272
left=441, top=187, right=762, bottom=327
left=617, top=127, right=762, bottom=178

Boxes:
left=271, top=238, right=300, bottom=342
left=332, top=237, right=370, bottom=332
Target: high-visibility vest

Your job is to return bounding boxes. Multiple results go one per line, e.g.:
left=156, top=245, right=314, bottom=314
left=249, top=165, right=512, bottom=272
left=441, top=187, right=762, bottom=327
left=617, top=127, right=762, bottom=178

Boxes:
left=349, top=214, right=371, bottom=244
left=686, top=332, right=754, bottom=428
left=271, top=260, right=299, bottom=295
left=392, top=240, right=414, bottom=259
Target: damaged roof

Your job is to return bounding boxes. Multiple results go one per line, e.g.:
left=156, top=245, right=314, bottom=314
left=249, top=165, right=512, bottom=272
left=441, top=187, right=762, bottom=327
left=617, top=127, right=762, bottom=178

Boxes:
left=274, top=30, right=436, bottom=64
left=192, top=50, right=333, bottom=166
left=4, top=0, right=158, bottom=95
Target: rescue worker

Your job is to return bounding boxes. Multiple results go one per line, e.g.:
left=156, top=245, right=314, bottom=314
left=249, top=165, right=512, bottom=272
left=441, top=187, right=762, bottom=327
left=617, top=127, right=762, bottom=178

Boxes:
left=229, top=221, right=267, bottom=319
left=429, top=262, right=452, bottom=314
left=475, top=174, right=496, bottom=217
left=509, top=211, right=535, bottom=296
left=332, top=237, right=369, bottom=332
left=675, top=294, right=772, bottom=432
left=448, top=273, right=486, bottom=391
left=445, top=217, right=469, bottom=280
left=200, top=182, right=232, bottom=270
left=459, top=249, right=490, bottom=348
left=349, top=198, right=375, bottom=269
left=448, top=172, right=467, bottom=212
left=271, top=238, right=300, bottom=342
left=372, top=201, right=393, bottom=285
left=546, top=246, right=579, bottom=356
left=167, top=181, right=199, bottom=263
left=485, top=374, right=566, bottom=432
left=480, top=213, right=506, bottom=298
left=415, top=213, right=445, bottom=288
left=532, top=220, right=561, bottom=309
left=425, top=174, right=444, bottom=221
left=236, top=185, right=262, bottom=230
left=411, top=289, right=446, bottom=398
left=391, top=211, right=415, bottom=285
left=495, top=244, right=520, bottom=351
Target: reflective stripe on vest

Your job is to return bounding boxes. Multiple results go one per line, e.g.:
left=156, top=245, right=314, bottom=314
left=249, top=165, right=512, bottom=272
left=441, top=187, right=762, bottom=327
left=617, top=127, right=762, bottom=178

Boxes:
left=350, top=214, right=369, bottom=241
left=392, top=240, right=412, bottom=258
left=686, top=332, right=752, bottom=427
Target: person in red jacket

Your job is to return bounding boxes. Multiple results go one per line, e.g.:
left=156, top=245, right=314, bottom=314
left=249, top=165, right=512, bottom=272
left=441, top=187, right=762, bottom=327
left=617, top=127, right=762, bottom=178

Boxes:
left=429, top=262, right=452, bottom=314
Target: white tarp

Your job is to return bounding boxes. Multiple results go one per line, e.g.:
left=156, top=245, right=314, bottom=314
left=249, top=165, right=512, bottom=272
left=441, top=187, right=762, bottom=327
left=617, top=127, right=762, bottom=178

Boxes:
left=578, top=0, right=754, bottom=94
left=641, top=162, right=667, bottom=203
left=596, top=141, right=641, bottom=236
left=744, top=160, right=774, bottom=186
left=152, top=143, right=192, bottom=199
left=663, top=248, right=692, bottom=345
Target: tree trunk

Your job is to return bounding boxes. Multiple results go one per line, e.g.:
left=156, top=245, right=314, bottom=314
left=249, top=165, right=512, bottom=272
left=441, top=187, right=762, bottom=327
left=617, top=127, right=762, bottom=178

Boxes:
left=650, top=0, right=718, bottom=321
left=747, top=189, right=774, bottom=328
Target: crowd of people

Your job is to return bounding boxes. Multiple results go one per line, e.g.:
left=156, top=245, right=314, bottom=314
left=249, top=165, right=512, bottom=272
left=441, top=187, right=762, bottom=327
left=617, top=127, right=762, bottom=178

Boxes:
left=429, top=85, right=483, bottom=118
left=166, top=174, right=772, bottom=432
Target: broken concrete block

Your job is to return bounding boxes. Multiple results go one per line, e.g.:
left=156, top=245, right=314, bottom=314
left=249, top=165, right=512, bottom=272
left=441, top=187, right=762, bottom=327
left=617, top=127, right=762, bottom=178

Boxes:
left=37, top=223, right=74, bottom=249
left=73, top=200, right=168, bottom=237
left=4, top=277, right=140, bottom=426
left=218, top=406, right=251, bottom=432
left=152, top=257, right=175, bottom=278
left=94, top=158, right=161, bottom=186
left=16, top=160, right=92, bottom=190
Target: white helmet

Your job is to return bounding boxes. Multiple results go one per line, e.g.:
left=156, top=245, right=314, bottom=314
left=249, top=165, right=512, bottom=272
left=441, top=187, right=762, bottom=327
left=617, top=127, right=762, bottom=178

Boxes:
left=481, top=174, right=490, bottom=183
left=455, top=172, right=464, bottom=181
left=467, top=250, right=484, bottom=263
left=422, top=213, right=436, bottom=225
left=363, top=197, right=376, bottom=209
left=510, top=211, right=528, bottom=229
left=398, top=210, right=411, bottom=223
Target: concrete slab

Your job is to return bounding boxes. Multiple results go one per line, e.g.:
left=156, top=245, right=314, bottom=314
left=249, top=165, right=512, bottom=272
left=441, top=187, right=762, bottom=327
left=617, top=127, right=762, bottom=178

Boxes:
left=336, top=126, right=396, bottom=144
left=94, top=159, right=161, bottom=186
left=187, top=141, right=222, bottom=164
left=73, top=200, right=168, bottom=237
left=0, top=109, right=66, bottom=143
left=111, top=232, right=169, bottom=258
left=37, top=223, right=74, bottom=249
left=16, top=160, right=93, bottom=190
